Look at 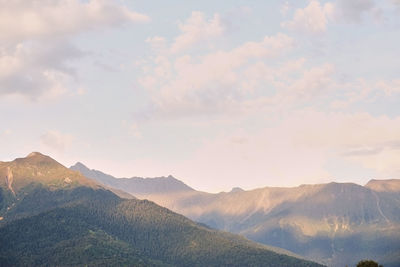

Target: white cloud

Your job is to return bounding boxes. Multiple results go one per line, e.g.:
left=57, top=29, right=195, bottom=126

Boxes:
left=139, top=33, right=294, bottom=118
left=218, top=61, right=335, bottom=112
left=330, top=78, right=400, bottom=108
left=376, top=79, right=400, bottom=96
left=0, top=41, right=81, bottom=98
left=281, top=0, right=382, bottom=34
left=40, top=130, right=73, bottom=153
left=170, top=11, right=226, bottom=53
left=173, top=109, right=400, bottom=191
left=140, top=20, right=398, bottom=122
left=0, top=0, right=149, bottom=99
left=280, top=1, right=291, bottom=16
left=282, top=0, right=335, bottom=34
left=279, top=63, right=335, bottom=102
left=0, top=0, right=149, bottom=43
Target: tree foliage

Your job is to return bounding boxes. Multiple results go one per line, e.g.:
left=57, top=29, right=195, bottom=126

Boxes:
left=0, top=186, right=323, bottom=267
left=357, top=260, right=383, bottom=267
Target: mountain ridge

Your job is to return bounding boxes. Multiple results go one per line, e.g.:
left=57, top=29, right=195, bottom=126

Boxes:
left=0, top=152, right=322, bottom=266
left=0, top=152, right=99, bottom=193
left=365, top=179, right=400, bottom=192
left=70, top=162, right=195, bottom=195
left=72, top=162, right=400, bottom=267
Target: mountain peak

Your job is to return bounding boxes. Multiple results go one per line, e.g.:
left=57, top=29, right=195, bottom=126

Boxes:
left=0, top=153, right=99, bottom=194
left=230, top=187, right=244, bottom=193
left=13, top=152, right=60, bottom=166
left=365, top=178, right=400, bottom=192
left=164, top=175, right=181, bottom=182
left=70, top=164, right=195, bottom=195
left=71, top=162, right=90, bottom=170
left=27, top=152, right=43, bottom=158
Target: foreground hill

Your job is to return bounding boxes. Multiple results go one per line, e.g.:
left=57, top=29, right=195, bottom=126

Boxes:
left=0, top=153, right=321, bottom=267
left=73, top=163, right=400, bottom=267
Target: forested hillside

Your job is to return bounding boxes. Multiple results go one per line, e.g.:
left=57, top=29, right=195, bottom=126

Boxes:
left=73, top=162, right=400, bottom=267
left=0, top=153, right=322, bottom=267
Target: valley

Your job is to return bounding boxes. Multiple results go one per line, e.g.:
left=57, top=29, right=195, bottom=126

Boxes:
left=71, top=162, right=400, bottom=267
left=0, top=153, right=322, bottom=267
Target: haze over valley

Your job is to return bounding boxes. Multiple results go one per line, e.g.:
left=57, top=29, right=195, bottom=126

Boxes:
left=72, top=161, right=400, bottom=267
left=1, top=0, right=400, bottom=266
left=0, top=152, right=321, bottom=266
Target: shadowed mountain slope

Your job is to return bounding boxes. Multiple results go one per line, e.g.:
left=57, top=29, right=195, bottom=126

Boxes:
left=0, top=153, right=322, bottom=267
left=73, top=163, right=400, bottom=267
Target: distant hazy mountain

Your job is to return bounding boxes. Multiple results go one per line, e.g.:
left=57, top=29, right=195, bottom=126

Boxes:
left=365, top=179, right=400, bottom=192
left=71, top=162, right=194, bottom=195
left=0, top=153, right=321, bottom=267
left=73, top=163, right=400, bottom=267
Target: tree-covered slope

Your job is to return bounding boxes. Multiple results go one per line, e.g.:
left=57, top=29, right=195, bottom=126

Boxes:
left=0, top=153, right=322, bottom=267
left=0, top=207, right=168, bottom=266
left=72, top=163, right=400, bottom=267
left=0, top=186, right=322, bottom=267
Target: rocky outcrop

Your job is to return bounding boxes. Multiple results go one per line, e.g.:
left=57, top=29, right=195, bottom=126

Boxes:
left=5, top=167, right=15, bottom=196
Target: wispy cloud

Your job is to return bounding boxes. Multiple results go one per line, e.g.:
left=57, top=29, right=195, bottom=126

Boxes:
left=0, top=0, right=149, bottom=100
left=171, top=11, right=226, bottom=53
left=0, top=0, right=149, bottom=43
left=281, top=0, right=335, bottom=34
left=0, top=41, right=82, bottom=99
left=40, top=130, right=73, bottom=153
left=282, top=0, right=384, bottom=35
left=139, top=32, right=294, bottom=119
left=173, top=110, right=400, bottom=189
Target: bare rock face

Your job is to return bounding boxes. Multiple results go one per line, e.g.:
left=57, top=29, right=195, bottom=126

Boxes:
left=5, top=167, right=15, bottom=195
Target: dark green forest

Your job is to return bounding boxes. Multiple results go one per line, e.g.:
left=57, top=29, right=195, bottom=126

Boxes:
left=0, top=185, right=323, bottom=267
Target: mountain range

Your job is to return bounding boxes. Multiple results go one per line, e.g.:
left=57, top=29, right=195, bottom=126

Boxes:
left=71, top=162, right=400, bottom=267
left=0, top=152, right=322, bottom=266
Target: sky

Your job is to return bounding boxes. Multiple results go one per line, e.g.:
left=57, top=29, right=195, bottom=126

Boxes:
left=1, top=0, right=400, bottom=192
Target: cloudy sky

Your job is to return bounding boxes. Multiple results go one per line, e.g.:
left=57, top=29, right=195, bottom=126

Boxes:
left=1, top=0, right=400, bottom=192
